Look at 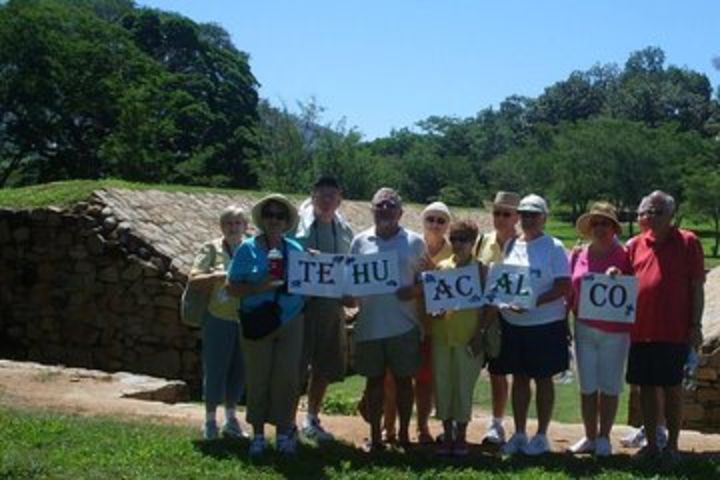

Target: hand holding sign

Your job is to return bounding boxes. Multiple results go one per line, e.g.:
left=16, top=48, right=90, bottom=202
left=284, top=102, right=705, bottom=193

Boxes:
left=578, top=273, right=637, bottom=323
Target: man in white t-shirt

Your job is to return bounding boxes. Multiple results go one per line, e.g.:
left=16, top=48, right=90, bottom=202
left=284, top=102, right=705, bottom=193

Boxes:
left=345, top=187, right=426, bottom=452
left=492, top=194, right=571, bottom=456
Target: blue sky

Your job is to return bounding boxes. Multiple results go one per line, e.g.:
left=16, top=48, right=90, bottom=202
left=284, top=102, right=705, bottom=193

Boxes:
left=139, top=1, right=720, bottom=140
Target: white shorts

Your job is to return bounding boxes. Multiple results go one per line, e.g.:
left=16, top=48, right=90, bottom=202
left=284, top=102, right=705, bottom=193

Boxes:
left=574, top=321, right=630, bottom=396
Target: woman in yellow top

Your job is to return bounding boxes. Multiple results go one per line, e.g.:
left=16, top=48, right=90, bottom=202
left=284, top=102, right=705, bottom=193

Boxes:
left=189, top=205, right=248, bottom=440
left=432, top=219, right=488, bottom=456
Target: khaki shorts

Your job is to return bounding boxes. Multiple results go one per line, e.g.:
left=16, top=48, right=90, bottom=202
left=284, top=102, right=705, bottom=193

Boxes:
left=354, top=327, right=421, bottom=379
left=302, top=298, right=347, bottom=383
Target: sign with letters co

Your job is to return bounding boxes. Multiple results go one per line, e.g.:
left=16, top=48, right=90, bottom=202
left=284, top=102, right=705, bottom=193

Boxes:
left=287, top=250, right=400, bottom=298
left=421, top=265, right=485, bottom=314
left=484, top=263, right=536, bottom=310
left=578, top=273, right=637, bottom=323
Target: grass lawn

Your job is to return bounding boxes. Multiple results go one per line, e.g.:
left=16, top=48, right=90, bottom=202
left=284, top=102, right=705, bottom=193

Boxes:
left=1, top=405, right=718, bottom=480
left=324, top=373, right=629, bottom=426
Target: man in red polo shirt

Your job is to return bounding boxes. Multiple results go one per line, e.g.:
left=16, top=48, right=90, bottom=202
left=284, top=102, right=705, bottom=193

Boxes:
left=626, top=190, right=705, bottom=457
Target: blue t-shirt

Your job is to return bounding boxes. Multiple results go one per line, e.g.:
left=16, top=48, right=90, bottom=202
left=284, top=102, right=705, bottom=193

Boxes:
left=228, top=235, right=305, bottom=324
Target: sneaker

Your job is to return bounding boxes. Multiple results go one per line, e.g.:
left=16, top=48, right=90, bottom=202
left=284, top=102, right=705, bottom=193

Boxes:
left=501, top=432, right=528, bottom=455
left=620, top=426, right=646, bottom=448
left=482, top=420, right=506, bottom=445
left=202, top=420, right=219, bottom=440
left=567, top=437, right=595, bottom=454
left=453, top=439, right=469, bottom=457
left=523, top=434, right=551, bottom=456
left=634, top=444, right=661, bottom=461
left=249, top=435, right=265, bottom=457
left=276, top=427, right=298, bottom=455
left=302, top=417, right=335, bottom=442
left=222, top=417, right=249, bottom=439
left=594, top=436, right=612, bottom=457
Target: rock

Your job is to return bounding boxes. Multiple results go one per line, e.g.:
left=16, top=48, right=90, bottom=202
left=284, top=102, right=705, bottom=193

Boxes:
left=86, top=234, right=105, bottom=256
left=121, top=264, right=142, bottom=281
left=98, top=266, right=119, bottom=283
left=12, top=227, right=30, bottom=242
left=102, top=216, right=118, bottom=232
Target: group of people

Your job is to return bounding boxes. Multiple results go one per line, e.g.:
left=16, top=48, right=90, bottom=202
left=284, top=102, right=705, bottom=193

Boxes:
left=188, top=178, right=705, bottom=460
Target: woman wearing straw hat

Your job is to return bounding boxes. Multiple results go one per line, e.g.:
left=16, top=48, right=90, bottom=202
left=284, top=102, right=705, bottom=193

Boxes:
left=566, top=201, right=633, bottom=457
left=227, top=194, right=305, bottom=457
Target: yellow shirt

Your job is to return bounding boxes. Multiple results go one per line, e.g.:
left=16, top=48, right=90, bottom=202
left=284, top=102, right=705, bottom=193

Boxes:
left=419, top=241, right=453, bottom=337
left=190, top=237, right=240, bottom=321
left=432, top=256, right=482, bottom=347
left=474, top=230, right=510, bottom=265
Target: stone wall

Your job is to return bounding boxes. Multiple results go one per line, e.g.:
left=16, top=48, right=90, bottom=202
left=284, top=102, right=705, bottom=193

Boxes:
left=0, top=188, right=493, bottom=394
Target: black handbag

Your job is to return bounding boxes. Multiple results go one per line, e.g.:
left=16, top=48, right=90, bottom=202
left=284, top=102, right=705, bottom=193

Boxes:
left=240, top=297, right=282, bottom=340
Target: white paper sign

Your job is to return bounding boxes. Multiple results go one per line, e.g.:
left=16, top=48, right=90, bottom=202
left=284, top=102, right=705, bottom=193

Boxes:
left=484, top=263, right=536, bottom=309
left=422, top=265, right=485, bottom=314
left=287, top=251, right=345, bottom=298
left=578, top=273, right=637, bottom=323
left=343, top=251, right=400, bottom=297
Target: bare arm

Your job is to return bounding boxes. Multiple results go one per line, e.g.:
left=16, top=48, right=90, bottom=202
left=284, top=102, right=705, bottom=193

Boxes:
left=536, top=277, right=571, bottom=307
left=188, top=271, right=226, bottom=292
left=688, top=279, right=705, bottom=349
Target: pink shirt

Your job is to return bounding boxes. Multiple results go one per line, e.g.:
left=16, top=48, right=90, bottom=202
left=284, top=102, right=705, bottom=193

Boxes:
left=569, top=242, right=634, bottom=333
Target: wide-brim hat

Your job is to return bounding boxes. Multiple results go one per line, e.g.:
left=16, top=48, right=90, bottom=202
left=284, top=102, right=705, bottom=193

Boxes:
left=251, top=193, right=299, bottom=234
left=576, top=201, right=621, bottom=238
left=492, top=191, right=520, bottom=210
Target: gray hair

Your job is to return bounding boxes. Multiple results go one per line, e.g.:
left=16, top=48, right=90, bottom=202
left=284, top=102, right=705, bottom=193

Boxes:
left=647, top=190, right=676, bottom=216
left=219, top=205, right=247, bottom=224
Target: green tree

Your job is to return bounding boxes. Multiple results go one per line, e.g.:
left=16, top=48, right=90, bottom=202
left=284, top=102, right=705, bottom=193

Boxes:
left=684, top=166, right=720, bottom=256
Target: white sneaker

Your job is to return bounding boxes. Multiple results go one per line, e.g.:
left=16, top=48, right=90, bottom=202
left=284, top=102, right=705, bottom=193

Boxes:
left=302, top=417, right=335, bottom=442
left=620, top=426, right=646, bottom=448
left=656, top=426, right=668, bottom=450
left=482, top=419, right=506, bottom=445
left=501, top=432, right=528, bottom=455
left=222, top=418, right=250, bottom=439
left=567, top=437, right=595, bottom=454
left=523, top=434, right=551, bottom=456
left=202, top=420, right=219, bottom=440
left=249, top=435, right=265, bottom=457
left=594, top=436, right=612, bottom=457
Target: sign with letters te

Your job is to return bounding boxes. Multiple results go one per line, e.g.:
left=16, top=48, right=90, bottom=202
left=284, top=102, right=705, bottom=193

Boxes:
left=421, top=265, right=485, bottom=314
left=287, top=251, right=345, bottom=298
left=578, top=273, right=637, bottom=323
left=484, top=263, right=536, bottom=310
left=287, top=250, right=401, bottom=297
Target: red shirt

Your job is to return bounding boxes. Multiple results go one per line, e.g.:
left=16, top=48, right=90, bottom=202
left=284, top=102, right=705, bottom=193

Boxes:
left=627, top=227, right=705, bottom=343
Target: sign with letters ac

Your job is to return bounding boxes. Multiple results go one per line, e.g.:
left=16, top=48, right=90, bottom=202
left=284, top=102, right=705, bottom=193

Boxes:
left=287, top=251, right=345, bottom=298
left=422, top=265, right=485, bottom=314
left=578, top=273, right=637, bottom=323
left=484, top=263, right=536, bottom=309
left=343, top=250, right=400, bottom=296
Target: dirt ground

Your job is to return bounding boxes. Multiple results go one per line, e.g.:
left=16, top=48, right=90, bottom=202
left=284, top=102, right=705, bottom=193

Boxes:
left=1, top=359, right=719, bottom=455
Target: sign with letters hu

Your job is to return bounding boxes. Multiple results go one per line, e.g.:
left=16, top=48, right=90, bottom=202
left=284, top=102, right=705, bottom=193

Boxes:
left=578, top=273, right=637, bottom=323
left=343, top=250, right=400, bottom=296
left=422, top=265, right=485, bottom=314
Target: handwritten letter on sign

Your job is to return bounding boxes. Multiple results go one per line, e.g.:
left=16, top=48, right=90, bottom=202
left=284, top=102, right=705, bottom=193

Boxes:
left=484, top=263, right=536, bottom=309
left=287, top=251, right=345, bottom=298
left=578, top=274, right=637, bottom=323
left=343, top=250, right=400, bottom=297
left=422, top=265, right=485, bottom=314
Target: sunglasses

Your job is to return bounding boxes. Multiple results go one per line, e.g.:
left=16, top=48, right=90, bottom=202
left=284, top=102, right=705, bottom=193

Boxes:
left=638, top=208, right=664, bottom=217
left=493, top=210, right=514, bottom=218
left=373, top=201, right=399, bottom=211
left=519, top=211, right=542, bottom=218
left=262, top=210, right=288, bottom=221
left=590, top=219, right=613, bottom=228
left=425, top=215, right=447, bottom=225
left=450, top=235, right=473, bottom=244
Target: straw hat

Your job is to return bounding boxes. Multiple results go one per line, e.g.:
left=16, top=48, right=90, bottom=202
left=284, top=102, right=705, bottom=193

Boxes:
left=251, top=193, right=299, bottom=234
left=576, top=201, right=621, bottom=238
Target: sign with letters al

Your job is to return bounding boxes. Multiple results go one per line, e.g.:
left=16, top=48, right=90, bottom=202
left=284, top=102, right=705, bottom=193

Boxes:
left=578, top=273, right=637, bottom=323
left=287, top=251, right=345, bottom=298
left=343, top=250, right=400, bottom=296
left=484, top=263, right=536, bottom=309
left=421, top=265, right=485, bottom=314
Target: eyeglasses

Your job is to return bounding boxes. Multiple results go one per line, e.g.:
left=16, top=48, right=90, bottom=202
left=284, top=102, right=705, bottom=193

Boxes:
left=424, top=215, right=447, bottom=225
left=590, top=219, right=613, bottom=228
left=449, top=235, right=473, bottom=244
left=373, top=201, right=398, bottom=211
left=493, top=210, right=514, bottom=218
left=262, top=210, right=288, bottom=221
left=519, top=211, right=542, bottom=218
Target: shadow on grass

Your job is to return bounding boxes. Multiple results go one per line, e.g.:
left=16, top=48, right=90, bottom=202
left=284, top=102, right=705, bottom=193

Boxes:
left=193, top=438, right=720, bottom=479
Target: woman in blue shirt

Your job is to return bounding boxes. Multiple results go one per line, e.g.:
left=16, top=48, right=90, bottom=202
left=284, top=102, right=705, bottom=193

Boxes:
left=227, top=194, right=304, bottom=457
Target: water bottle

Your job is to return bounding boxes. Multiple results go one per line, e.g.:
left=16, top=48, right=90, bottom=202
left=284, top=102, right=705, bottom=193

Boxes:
left=268, top=248, right=284, bottom=281
left=683, top=349, right=699, bottom=391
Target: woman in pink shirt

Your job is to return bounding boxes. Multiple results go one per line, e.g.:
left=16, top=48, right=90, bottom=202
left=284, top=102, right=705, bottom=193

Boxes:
left=567, top=202, right=633, bottom=457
